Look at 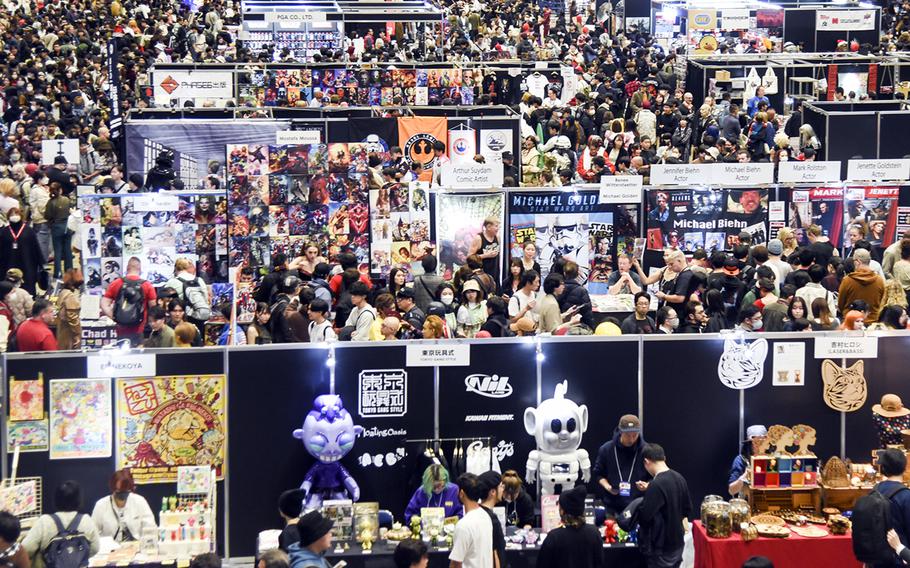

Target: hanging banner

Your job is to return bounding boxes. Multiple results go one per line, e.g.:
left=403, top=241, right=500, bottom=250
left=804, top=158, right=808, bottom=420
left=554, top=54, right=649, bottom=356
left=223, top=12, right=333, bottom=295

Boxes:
left=688, top=9, right=718, bottom=31
left=788, top=187, right=843, bottom=247
left=721, top=9, right=750, bottom=29
left=645, top=188, right=769, bottom=252
left=49, top=379, right=112, bottom=460
left=436, top=193, right=504, bottom=280
left=398, top=117, right=447, bottom=182
left=844, top=186, right=901, bottom=250
left=348, top=118, right=399, bottom=160
left=116, top=375, right=226, bottom=483
left=448, top=127, right=477, bottom=165
left=479, top=129, right=513, bottom=162
left=508, top=190, right=638, bottom=293
left=816, top=10, right=876, bottom=31
left=152, top=70, right=233, bottom=104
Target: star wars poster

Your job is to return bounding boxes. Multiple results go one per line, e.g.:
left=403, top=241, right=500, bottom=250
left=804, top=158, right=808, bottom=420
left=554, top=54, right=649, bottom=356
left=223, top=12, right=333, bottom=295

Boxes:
left=508, top=190, right=638, bottom=294
left=49, top=379, right=112, bottom=460
left=116, top=375, right=226, bottom=484
left=397, top=117, right=447, bottom=182
left=437, top=193, right=504, bottom=280
left=788, top=187, right=844, bottom=247
left=646, top=188, right=769, bottom=252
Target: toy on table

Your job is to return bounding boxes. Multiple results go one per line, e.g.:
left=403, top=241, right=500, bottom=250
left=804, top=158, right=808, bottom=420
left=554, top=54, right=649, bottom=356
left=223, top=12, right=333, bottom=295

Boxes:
left=410, top=515, right=421, bottom=538
left=603, top=519, right=617, bottom=544
left=360, top=529, right=373, bottom=551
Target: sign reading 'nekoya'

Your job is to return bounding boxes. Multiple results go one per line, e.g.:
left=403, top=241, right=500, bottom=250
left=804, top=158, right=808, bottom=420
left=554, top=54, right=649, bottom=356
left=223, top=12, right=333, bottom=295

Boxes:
left=152, top=70, right=233, bottom=103
left=87, top=353, right=156, bottom=378
left=847, top=159, right=910, bottom=182
left=439, top=162, right=504, bottom=188
left=650, top=164, right=715, bottom=185
left=778, top=161, right=842, bottom=184
left=716, top=162, right=774, bottom=186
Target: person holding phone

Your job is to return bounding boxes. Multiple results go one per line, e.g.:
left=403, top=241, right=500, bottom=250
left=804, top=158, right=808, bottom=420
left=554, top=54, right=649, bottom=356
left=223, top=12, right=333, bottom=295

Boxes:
left=592, top=415, right=651, bottom=516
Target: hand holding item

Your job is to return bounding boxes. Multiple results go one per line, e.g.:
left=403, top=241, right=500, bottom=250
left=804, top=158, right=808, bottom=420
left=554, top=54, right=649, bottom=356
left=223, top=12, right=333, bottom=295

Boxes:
left=888, top=529, right=902, bottom=552
left=635, top=480, right=649, bottom=491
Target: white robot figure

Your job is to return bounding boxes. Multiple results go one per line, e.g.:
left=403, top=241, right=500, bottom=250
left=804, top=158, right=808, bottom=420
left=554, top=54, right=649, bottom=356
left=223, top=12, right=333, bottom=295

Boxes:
left=524, top=380, right=591, bottom=495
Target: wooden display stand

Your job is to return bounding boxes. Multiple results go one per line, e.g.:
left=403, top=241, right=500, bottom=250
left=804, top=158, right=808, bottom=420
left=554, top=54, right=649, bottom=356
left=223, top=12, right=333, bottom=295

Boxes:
left=744, top=485, right=822, bottom=513
left=820, top=484, right=873, bottom=511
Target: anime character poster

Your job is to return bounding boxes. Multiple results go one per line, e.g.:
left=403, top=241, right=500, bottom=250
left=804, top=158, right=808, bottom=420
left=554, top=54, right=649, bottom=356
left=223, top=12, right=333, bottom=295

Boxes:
left=116, top=375, right=226, bottom=483
left=9, top=377, right=44, bottom=421
left=49, top=379, right=112, bottom=460
left=788, top=187, right=844, bottom=247
left=437, top=192, right=504, bottom=280
left=7, top=419, right=49, bottom=452
left=646, top=188, right=769, bottom=252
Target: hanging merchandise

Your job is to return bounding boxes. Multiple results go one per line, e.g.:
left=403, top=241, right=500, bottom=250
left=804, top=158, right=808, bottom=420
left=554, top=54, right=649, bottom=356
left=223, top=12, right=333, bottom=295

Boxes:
left=761, top=67, right=779, bottom=94
left=49, top=379, right=113, bottom=460
left=399, top=117, right=448, bottom=182
left=717, top=338, right=768, bottom=390
left=465, top=440, right=501, bottom=474
left=744, top=67, right=762, bottom=104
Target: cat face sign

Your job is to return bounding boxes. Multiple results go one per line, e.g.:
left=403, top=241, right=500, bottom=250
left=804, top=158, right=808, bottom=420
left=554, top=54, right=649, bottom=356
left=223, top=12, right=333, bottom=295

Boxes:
left=718, top=338, right=768, bottom=390
left=822, top=360, right=867, bottom=413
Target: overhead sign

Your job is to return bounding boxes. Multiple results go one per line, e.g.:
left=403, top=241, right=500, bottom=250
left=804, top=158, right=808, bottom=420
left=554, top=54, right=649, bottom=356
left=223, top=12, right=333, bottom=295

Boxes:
left=264, top=11, right=327, bottom=22
left=479, top=129, right=512, bottom=160
left=406, top=344, right=470, bottom=366
left=152, top=70, right=233, bottom=103
left=87, top=354, right=156, bottom=378
left=439, top=162, right=503, bottom=188
left=599, top=176, right=643, bottom=204
left=650, top=164, right=716, bottom=185
left=276, top=130, right=322, bottom=145
left=817, top=9, right=876, bottom=31
left=716, top=163, right=774, bottom=186
left=778, top=161, right=842, bottom=184
left=41, top=139, right=79, bottom=166
left=814, top=336, right=879, bottom=359
left=721, top=9, right=750, bottom=29
left=688, top=9, right=718, bottom=30
left=847, top=159, right=910, bottom=181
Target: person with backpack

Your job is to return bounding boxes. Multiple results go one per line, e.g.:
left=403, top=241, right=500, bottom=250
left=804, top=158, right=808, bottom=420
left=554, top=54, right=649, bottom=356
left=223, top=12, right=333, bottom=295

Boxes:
left=101, top=257, right=156, bottom=346
left=164, top=258, right=211, bottom=332
left=854, top=448, right=910, bottom=567
left=269, top=275, right=302, bottom=344
left=306, top=263, right=333, bottom=306
left=22, top=480, right=99, bottom=568
left=0, top=511, right=29, bottom=568
left=341, top=282, right=376, bottom=342
left=255, top=254, right=290, bottom=305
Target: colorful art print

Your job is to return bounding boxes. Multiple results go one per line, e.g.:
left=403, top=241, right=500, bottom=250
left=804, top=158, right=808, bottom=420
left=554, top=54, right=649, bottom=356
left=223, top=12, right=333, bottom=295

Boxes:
left=248, top=205, right=270, bottom=237
left=346, top=174, right=369, bottom=205
left=7, top=419, right=49, bottom=452
left=388, top=184, right=409, bottom=213
left=416, top=70, right=428, bottom=87
left=210, top=283, right=234, bottom=313
left=305, top=205, right=330, bottom=235
left=175, top=197, right=196, bottom=223
left=49, top=379, right=112, bottom=460
left=0, top=480, right=38, bottom=516
left=269, top=175, right=290, bottom=205
left=246, top=145, right=269, bottom=176
left=101, top=227, right=123, bottom=257
left=410, top=241, right=432, bottom=261
left=349, top=202, right=369, bottom=235
left=120, top=198, right=143, bottom=226
left=347, top=144, right=370, bottom=174
left=100, top=258, right=123, bottom=289
left=117, top=375, right=226, bottom=483
left=82, top=199, right=101, bottom=224
left=177, top=465, right=212, bottom=495
left=371, top=188, right=391, bottom=219
left=328, top=204, right=351, bottom=237
left=227, top=145, right=248, bottom=175
left=229, top=237, right=250, bottom=267
left=230, top=207, right=250, bottom=237
left=844, top=186, right=900, bottom=248
left=85, top=259, right=103, bottom=290
left=229, top=176, right=251, bottom=205
left=371, top=246, right=391, bottom=274
left=235, top=283, right=257, bottom=324
left=391, top=241, right=412, bottom=265
left=176, top=225, right=198, bottom=254
left=250, top=237, right=272, bottom=268
left=196, top=225, right=217, bottom=254
left=82, top=225, right=101, bottom=258
left=372, top=217, right=392, bottom=243
left=195, top=196, right=222, bottom=224
left=287, top=176, right=309, bottom=205
left=270, top=236, right=291, bottom=259
left=250, top=175, right=271, bottom=206
left=203, top=322, right=224, bottom=345
left=199, top=255, right=228, bottom=283
left=309, top=174, right=329, bottom=206
left=269, top=206, right=289, bottom=236
left=142, top=227, right=176, bottom=249
left=326, top=173, right=349, bottom=203
left=288, top=235, right=308, bottom=258
left=327, top=144, right=351, bottom=173
left=100, top=198, right=123, bottom=227
left=10, top=378, right=44, bottom=421
left=288, top=204, right=309, bottom=236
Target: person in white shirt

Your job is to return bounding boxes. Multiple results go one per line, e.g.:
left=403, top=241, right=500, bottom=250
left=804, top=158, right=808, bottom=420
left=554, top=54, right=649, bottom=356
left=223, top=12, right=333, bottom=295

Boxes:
left=344, top=282, right=376, bottom=341
left=508, top=269, right=540, bottom=324
left=23, top=481, right=101, bottom=568
left=795, top=264, right=837, bottom=319
left=449, top=473, right=494, bottom=568
left=91, top=469, right=156, bottom=543
left=307, top=298, right=337, bottom=343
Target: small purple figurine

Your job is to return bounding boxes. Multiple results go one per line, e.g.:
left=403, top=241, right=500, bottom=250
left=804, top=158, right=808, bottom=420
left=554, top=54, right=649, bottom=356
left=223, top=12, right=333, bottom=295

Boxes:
left=294, top=394, right=364, bottom=509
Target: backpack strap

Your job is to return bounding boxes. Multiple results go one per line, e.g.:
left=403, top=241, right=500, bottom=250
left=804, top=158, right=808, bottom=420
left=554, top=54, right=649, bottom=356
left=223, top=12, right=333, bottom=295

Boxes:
left=882, top=485, right=909, bottom=501
left=50, top=514, right=66, bottom=535
left=65, top=514, right=83, bottom=534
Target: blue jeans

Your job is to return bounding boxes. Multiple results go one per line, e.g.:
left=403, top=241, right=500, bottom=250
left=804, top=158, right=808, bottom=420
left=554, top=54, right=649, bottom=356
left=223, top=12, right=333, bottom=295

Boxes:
left=34, top=223, right=51, bottom=261
left=50, top=222, right=72, bottom=278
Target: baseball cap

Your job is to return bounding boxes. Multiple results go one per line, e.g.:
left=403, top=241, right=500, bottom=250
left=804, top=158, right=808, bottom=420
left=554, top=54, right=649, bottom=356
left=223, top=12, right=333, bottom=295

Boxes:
left=53, top=155, right=68, bottom=165
left=744, top=425, right=768, bottom=442
left=617, top=414, right=641, bottom=433
left=396, top=287, right=415, bottom=300
left=723, top=258, right=740, bottom=276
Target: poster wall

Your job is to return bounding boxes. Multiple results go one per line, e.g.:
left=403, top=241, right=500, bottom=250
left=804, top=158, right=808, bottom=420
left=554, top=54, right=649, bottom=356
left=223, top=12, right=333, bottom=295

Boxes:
left=437, top=193, right=505, bottom=281
left=788, top=186, right=901, bottom=251
left=116, top=375, right=227, bottom=483
left=49, top=379, right=112, bottom=460
left=369, top=182, right=434, bottom=277
left=788, top=187, right=844, bottom=247
left=507, top=190, right=638, bottom=294
left=646, top=188, right=769, bottom=252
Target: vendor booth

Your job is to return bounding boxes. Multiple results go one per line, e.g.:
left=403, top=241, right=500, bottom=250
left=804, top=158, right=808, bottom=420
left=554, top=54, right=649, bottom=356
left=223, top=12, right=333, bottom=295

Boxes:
left=801, top=100, right=910, bottom=166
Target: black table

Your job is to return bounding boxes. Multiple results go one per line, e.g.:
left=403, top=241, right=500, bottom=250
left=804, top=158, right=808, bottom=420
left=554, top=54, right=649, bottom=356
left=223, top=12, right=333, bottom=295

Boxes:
left=325, top=540, right=644, bottom=568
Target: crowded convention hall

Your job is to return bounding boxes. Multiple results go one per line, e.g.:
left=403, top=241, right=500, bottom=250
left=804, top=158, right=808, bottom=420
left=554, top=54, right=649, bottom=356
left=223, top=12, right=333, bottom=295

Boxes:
left=4, top=0, right=910, bottom=566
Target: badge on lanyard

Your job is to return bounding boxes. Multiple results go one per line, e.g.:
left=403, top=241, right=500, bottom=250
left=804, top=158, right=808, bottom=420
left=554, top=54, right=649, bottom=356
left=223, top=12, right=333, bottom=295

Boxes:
left=619, top=482, right=631, bottom=497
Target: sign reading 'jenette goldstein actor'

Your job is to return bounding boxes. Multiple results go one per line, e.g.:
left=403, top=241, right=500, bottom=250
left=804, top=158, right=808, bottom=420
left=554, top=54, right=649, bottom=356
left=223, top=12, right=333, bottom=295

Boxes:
left=847, top=159, right=910, bottom=182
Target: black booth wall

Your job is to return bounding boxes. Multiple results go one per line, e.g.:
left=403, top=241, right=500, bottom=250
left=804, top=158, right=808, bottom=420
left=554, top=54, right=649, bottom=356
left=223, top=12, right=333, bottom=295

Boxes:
left=783, top=8, right=881, bottom=52
left=6, top=334, right=910, bottom=558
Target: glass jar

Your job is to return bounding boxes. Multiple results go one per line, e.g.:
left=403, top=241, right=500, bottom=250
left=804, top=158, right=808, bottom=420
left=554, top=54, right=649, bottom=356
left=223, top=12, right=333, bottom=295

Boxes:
left=700, top=495, right=723, bottom=526
left=729, top=499, right=751, bottom=532
left=705, top=501, right=732, bottom=539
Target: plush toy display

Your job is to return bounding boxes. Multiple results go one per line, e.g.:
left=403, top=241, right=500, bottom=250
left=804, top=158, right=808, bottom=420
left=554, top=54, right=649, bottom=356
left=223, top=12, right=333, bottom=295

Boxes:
left=294, top=394, right=364, bottom=509
left=524, top=380, right=590, bottom=495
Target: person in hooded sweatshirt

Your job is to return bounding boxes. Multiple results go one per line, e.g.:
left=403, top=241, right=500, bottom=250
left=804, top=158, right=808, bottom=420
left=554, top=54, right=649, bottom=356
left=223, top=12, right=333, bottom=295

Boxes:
left=838, top=249, right=885, bottom=324
left=592, top=414, right=651, bottom=516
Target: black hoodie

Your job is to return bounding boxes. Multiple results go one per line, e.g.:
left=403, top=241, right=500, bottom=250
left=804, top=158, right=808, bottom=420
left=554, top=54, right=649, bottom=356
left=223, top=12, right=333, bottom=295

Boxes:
left=592, top=430, right=651, bottom=514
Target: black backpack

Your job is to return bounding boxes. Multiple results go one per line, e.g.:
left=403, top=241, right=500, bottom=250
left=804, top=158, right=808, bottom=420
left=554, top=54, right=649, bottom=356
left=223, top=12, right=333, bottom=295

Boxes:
left=852, top=484, right=908, bottom=564
left=43, top=514, right=91, bottom=568
left=113, top=278, right=146, bottom=326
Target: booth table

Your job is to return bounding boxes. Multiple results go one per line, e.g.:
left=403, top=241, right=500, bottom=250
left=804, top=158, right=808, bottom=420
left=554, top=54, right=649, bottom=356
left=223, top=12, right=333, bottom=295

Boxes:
left=692, top=521, right=861, bottom=568
left=325, top=540, right=644, bottom=568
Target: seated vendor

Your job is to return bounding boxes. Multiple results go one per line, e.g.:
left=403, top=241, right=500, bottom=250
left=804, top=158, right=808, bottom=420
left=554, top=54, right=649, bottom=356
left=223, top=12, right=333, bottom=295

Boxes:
left=91, top=469, right=157, bottom=542
left=497, top=470, right=535, bottom=528
left=404, top=465, right=462, bottom=522
left=728, top=424, right=768, bottom=497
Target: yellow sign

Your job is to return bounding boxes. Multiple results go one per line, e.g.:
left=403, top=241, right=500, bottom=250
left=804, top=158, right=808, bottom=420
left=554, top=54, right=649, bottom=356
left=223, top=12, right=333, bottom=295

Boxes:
left=688, top=9, right=718, bottom=31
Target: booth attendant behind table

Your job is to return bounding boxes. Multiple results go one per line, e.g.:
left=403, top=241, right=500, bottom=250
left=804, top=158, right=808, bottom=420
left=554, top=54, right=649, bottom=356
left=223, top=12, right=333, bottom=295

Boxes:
left=728, top=425, right=768, bottom=497
left=404, top=465, right=463, bottom=522
left=592, top=414, right=651, bottom=516
left=497, top=470, right=535, bottom=528
left=91, top=469, right=157, bottom=542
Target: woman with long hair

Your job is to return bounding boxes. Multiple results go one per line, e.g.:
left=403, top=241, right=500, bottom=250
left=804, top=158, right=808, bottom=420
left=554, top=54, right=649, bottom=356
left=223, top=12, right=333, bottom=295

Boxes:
left=777, top=227, right=798, bottom=259
left=840, top=310, right=866, bottom=331
left=811, top=297, right=839, bottom=330
left=246, top=302, right=272, bottom=345
left=783, top=296, right=809, bottom=332
left=503, top=258, right=524, bottom=299
left=456, top=279, right=487, bottom=338
left=704, top=288, right=731, bottom=332
left=403, top=465, right=462, bottom=522
left=436, top=283, right=459, bottom=334
left=56, top=268, right=83, bottom=350
left=871, top=305, right=908, bottom=330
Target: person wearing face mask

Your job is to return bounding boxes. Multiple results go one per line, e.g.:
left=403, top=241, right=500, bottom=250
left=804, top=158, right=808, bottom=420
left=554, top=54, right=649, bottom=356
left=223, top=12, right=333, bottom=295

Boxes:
left=91, top=469, right=156, bottom=543
left=0, top=207, right=45, bottom=296
left=737, top=305, right=763, bottom=332
left=436, top=282, right=459, bottom=333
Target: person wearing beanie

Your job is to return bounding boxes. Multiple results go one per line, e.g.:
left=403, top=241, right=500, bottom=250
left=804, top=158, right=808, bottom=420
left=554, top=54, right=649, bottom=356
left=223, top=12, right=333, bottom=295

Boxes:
left=287, top=511, right=334, bottom=568
left=536, top=485, right=603, bottom=568
left=638, top=444, right=692, bottom=568
left=765, top=238, right=791, bottom=283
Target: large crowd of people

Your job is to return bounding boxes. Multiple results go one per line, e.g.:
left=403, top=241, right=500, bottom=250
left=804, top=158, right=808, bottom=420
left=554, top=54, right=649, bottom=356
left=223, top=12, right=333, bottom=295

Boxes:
left=0, top=0, right=908, bottom=351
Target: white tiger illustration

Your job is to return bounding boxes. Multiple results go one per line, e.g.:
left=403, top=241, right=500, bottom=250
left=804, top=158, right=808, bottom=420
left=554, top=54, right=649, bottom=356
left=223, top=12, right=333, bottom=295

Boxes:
left=718, top=338, right=768, bottom=389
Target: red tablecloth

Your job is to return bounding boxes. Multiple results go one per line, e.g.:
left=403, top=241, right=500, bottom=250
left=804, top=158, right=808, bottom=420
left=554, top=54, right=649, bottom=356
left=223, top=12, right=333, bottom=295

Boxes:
left=692, top=520, right=862, bottom=568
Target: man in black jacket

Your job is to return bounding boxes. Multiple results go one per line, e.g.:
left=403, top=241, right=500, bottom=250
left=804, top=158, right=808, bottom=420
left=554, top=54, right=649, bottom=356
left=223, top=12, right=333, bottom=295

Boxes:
left=558, top=261, right=594, bottom=328
left=592, top=415, right=650, bottom=516
left=269, top=275, right=301, bottom=343
left=638, top=444, right=692, bottom=568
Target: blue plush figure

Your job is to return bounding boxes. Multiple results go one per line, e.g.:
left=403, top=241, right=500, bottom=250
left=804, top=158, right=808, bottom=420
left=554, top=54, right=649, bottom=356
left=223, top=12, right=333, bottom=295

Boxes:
left=294, top=394, right=364, bottom=509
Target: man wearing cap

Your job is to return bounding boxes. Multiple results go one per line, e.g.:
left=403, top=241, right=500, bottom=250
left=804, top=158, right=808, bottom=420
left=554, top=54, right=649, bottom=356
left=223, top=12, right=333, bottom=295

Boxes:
left=838, top=249, right=885, bottom=323
left=287, top=510, right=334, bottom=568
left=765, top=239, right=791, bottom=283
left=396, top=288, right=426, bottom=333
left=728, top=425, right=768, bottom=497
left=536, top=486, right=603, bottom=568
left=638, top=444, right=692, bottom=568
left=450, top=473, right=493, bottom=568
left=478, top=471, right=505, bottom=568
left=46, top=156, right=76, bottom=196
left=593, top=414, right=650, bottom=516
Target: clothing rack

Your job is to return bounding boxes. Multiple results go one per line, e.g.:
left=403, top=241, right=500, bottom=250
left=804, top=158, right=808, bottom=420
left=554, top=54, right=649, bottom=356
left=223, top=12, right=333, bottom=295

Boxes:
left=404, top=436, right=492, bottom=443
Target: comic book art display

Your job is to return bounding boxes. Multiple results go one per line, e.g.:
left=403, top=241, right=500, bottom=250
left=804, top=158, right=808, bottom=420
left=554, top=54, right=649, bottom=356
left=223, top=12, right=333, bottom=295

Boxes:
left=116, top=375, right=227, bottom=483
left=370, top=181, right=433, bottom=277
left=49, top=379, right=112, bottom=460
left=524, top=381, right=590, bottom=496
left=294, top=394, right=364, bottom=509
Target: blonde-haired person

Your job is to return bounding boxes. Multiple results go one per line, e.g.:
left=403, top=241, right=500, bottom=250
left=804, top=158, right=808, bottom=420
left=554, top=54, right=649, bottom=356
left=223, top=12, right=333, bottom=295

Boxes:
left=776, top=227, right=798, bottom=259
left=164, top=257, right=210, bottom=328
left=497, top=470, right=535, bottom=528
left=0, top=178, right=20, bottom=225
left=174, top=322, right=198, bottom=347
left=422, top=315, right=446, bottom=339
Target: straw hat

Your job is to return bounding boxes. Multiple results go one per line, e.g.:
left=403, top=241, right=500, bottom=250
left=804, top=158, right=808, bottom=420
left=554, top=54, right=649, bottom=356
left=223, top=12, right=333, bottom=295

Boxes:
left=873, top=394, right=910, bottom=418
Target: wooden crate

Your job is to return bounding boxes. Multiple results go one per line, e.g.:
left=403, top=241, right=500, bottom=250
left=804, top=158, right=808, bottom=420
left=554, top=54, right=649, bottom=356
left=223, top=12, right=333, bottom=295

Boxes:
left=821, top=485, right=872, bottom=511
left=745, top=486, right=821, bottom=513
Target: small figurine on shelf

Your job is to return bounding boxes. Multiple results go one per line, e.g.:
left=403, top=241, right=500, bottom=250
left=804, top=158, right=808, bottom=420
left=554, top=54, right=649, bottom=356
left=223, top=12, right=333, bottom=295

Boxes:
left=360, top=528, right=373, bottom=551
left=603, top=519, right=617, bottom=544
left=168, top=496, right=177, bottom=512
left=616, top=528, right=629, bottom=543
left=161, top=497, right=168, bottom=514
left=410, top=515, right=422, bottom=539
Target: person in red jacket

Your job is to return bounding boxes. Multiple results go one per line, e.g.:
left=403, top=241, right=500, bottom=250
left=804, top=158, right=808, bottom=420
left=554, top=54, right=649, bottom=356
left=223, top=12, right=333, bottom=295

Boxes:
left=576, top=135, right=614, bottom=181
left=15, top=299, right=57, bottom=352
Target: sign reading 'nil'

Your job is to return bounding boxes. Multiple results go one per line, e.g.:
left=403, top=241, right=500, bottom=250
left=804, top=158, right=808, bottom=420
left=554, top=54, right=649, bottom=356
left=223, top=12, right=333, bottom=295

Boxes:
left=465, top=374, right=513, bottom=398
